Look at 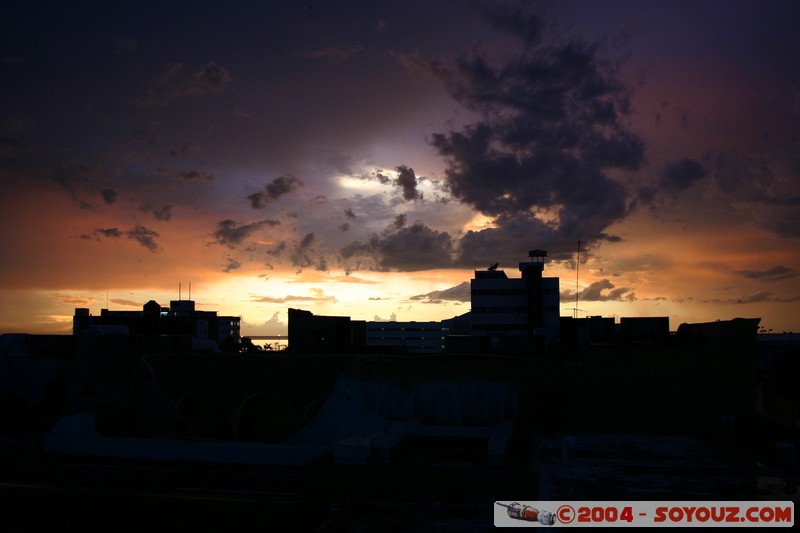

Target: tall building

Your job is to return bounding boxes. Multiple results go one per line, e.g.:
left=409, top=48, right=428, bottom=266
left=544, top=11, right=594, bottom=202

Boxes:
left=469, top=250, right=560, bottom=351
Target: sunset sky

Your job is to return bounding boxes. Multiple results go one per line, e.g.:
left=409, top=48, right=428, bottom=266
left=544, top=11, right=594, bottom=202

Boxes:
left=2, top=0, right=799, bottom=336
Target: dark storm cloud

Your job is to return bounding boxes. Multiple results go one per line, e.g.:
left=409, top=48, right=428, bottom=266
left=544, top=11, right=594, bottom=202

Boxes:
left=339, top=240, right=372, bottom=267
left=372, top=171, right=391, bottom=185
left=248, top=175, right=304, bottom=209
left=212, top=219, right=280, bottom=248
left=50, top=162, right=106, bottom=209
left=389, top=214, right=407, bottom=231
left=139, top=203, right=173, bottom=221
left=364, top=166, right=424, bottom=201
left=340, top=222, right=454, bottom=271
left=410, top=281, right=471, bottom=303
left=641, top=151, right=775, bottom=209
left=407, top=6, right=642, bottom=252
left=158, top=166, right=215, bottom=181
left=266, top=242, right=286, bottom=257
left=379, top=222, right=453, bottom=271
left=734, top=265, right=798, bottom=281
left=344, top=208, right=356, bottom=219
left=290, top=233, right=328, bottom=272
left=455, top=212, right=582, bottom=267
left=734, top=292, right=773, bottom=304
left=660, top=158, right=708, bottom=191
left=136, top=61, right=232, bottom=108
left=125, top=225, right=160, bottom=253
left=101, top=189, right=118, bottom=204
left=223, top=257, right=242, bottom=273
left=636, top=185, right=657, bottom=205
left=299, top=232, right=315, bottom=249
left=394, top=165, right=422, bottom=201
left=338, top=223, right=350, bottom=232
left=92, top=227, right=121, bottom=239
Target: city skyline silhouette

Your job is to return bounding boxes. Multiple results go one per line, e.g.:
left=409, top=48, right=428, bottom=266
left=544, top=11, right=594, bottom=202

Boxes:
left=1, top=1, right=798, bottom=338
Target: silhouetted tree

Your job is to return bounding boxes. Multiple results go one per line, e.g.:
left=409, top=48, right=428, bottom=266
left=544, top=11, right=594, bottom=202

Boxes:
left=219, top=336, right=240, bottom=353
left=240, top=337, right=263, bottom=354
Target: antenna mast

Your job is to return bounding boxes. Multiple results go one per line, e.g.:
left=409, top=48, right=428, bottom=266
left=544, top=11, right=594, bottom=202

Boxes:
left=575, top=227, right=581, bottom=319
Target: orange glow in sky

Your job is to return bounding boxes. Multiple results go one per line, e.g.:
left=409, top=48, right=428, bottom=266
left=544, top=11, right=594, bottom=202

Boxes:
left=1, top=1, right=798, bottom=336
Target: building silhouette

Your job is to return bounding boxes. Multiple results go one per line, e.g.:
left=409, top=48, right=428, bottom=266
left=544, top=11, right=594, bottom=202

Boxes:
left=73, top=300, right=241, bottom=353
left=289, top=250, right=560, bottom=354
left=469, top=249, right=559, bottom=352
left=287, top=309, right=364, bottom=354
left=365, top=316, right=470, bottom=353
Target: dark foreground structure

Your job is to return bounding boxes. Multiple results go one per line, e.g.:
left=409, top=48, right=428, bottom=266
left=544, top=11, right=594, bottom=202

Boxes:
left=1, top=317, right=797, bottom=531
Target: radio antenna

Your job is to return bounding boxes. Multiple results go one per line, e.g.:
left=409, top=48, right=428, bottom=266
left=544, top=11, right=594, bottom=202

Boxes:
left=575, top=226, right=581, bottom=319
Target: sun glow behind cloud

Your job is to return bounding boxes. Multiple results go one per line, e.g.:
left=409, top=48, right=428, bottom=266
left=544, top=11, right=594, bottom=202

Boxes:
left=461, top=213, right=497, bottom=233
left=335, top=174, right=384, bottom=193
